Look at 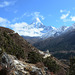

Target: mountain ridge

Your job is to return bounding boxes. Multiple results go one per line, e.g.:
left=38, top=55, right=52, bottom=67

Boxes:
left=21, top=18, right=75, bottom=40
left=0, top=27, right=68, bottom=75
left=33, top=29, right=75, bottom=59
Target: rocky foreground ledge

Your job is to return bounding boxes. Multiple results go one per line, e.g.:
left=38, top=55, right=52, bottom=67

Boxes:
left=0, top=52, right=51, bottom=75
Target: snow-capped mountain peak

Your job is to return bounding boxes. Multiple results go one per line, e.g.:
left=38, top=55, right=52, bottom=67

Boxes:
left=34, top=17, right=42, bottom=24
left=51, top=26, right=57, bottom=30
left=13, top=17, right=75, bottom=38
left=30, top=17, right=44, bottom=28
left=18, top=18, right=56, bottom=37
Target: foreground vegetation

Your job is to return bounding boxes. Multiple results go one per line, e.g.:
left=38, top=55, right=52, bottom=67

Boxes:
left=28, top=51, right=60, bottom=73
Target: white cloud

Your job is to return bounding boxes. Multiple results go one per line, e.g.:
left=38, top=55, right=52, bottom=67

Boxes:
left=60, top=14, right=69, bottom=19
left=60, top=11, right=71, bottom=22
left=70, top=16, right=75, bottom=21
left=0, top=12, right=45, bottom=37
left=0, top=17, right=10, bottom=23
left=10, top=12, right=45, bottom=36
left=0, top=17, right=10, bottom=27
left=11, top=22, right=28, bottom=30
left=11, top=22, right=44, bottom=37
left=60, top=11, right=70, bottom=19
left=0, top=1, right=16, bottom=8
left=40, top=15, right=44, bottom=20
left=60, top=9, right=66, bottom=13
left=13, top=11, right=45, bottom=22
left=0, top=1, right=10, bottom=7
left=31, top=12, right=45, bottom=20
left=22, top=12, right=45, bottom=20
left=32, top=12, right=40, bottom=17
left=22, top=13, right=30, bottom=18
left=60, top=10, right=75, bottom=22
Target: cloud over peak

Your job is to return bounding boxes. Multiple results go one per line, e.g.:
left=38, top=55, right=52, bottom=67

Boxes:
left=22, top=12, right=45, bottom=20
left=11, top=22, right=44, bottom=37
left=32, top=12, right=45, bottom=20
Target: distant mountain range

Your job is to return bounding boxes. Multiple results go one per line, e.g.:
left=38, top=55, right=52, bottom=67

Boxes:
left=33, top=29, right=75, bottom=59
left=21, top=17, right=57, bottom=37
left=22, top=18, right=75, bottom=44
left=21, top=18, right=75, bottom=60
left=21, top=17, right=75, bottom=38
left=21, top=18, right=55, bottom=37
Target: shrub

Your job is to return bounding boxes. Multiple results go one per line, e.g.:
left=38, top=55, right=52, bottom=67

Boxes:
left=43, top=57, right=59, bottom=73
left=28, top=51, right=42, bottom=64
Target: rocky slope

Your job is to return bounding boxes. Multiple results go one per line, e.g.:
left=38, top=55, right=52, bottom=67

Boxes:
left=0, top=52, right=51, bottom=75
left=0, top=27, right=68, bottom=75
left=0, top=51, right=68, bottom=75
left=0, top=27, right=40, bottom=59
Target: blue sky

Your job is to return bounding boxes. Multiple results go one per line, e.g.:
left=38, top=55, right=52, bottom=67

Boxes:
left=0, top=0, right=75, bottom=29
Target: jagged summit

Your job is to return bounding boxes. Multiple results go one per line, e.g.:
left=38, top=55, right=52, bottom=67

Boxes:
left=31, top=17, right=43, bottom=26
left=21, top=17, right=75, bottom=39
left=29, top=18, right=57, bottom=37
left=18, top=17, right=56, bottom=37
left=20, top=17, right=69, bottom=38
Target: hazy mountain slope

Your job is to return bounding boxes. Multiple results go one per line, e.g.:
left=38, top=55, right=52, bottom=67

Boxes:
left=34, top=29, right=75, bottom=51
left=22, top=36, right=43, bottom=44
left=34, top=29, right=75, bottom=59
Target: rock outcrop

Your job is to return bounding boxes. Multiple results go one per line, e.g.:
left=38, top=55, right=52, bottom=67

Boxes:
left=0, top=53, right=51, bottom=75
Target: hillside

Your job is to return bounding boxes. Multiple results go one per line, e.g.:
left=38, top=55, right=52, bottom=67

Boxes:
left=0, top=27, right=40, bottom=59
left=22, top=36, right=43, bottom=44
left=0, top=27, right=69, bottom=75
left=33, top=29, right=75, bottom=59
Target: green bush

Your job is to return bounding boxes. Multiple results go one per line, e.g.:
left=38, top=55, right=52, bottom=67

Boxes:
left=43, top=57, right=59, bottom=73
left=0, top=31, right=25, bottom=59
left=28, top=52, right=59, bottom=73
left=28, top=51, right=42, bottom=64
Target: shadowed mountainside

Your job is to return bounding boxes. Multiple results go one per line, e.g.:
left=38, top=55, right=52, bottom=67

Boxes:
left=34, top=29, right=75, bottom=59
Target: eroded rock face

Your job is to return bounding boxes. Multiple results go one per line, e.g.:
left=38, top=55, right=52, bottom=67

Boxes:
left=0, top=53, right=50, bottom=75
